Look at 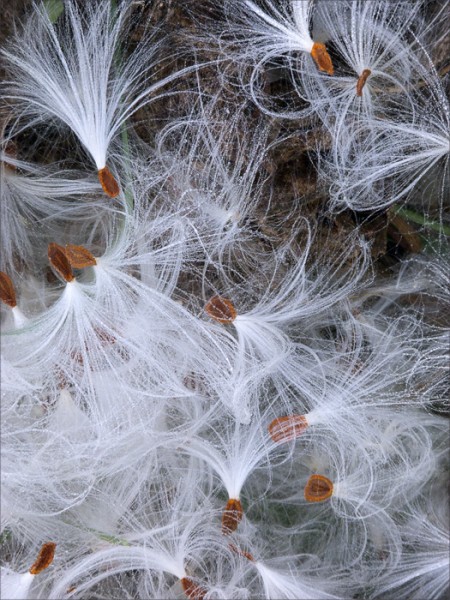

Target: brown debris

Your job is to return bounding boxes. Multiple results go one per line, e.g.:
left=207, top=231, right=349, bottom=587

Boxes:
left=387, top=211, right=423, bottom=254
left=2, top=140, right=18, bottom=171
left=70, top=326, right=120, bottom=367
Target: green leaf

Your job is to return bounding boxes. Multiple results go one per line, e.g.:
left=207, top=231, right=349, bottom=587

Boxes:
left=393, top=206, right=450, bottom=237
left=0, top=529, right=12, bottom=545
left=44, top=0, right=64, bottom=23
left=88, top=528, right=131, bottom=546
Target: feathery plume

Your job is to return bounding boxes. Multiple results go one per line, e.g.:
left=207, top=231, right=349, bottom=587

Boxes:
left=0, top=542, right=56, bottom=600
left=1, top=1, right=197, bottom=196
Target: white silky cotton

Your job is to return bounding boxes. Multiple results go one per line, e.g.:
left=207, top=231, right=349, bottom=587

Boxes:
left=1, top=1, right=448, bottom=599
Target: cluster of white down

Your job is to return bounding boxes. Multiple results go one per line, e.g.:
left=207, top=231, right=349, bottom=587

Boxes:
left=0, top=1, right=448, bottom=599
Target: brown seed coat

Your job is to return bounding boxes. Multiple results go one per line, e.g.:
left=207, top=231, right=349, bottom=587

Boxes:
left=98, top=166, right=120, bottom=198
left=65, top=244, right=97, bottom=268
left=311, top=43, right=334, bottom=75
left=222, top=498, right=243, bottom=534
left=48, top=243, right=74, bottom=282
left=268, top=415, right=308, bottom=443
left=29, top=542, right=56, bottom=575
left=356, top=69, right=372, bottom=96
left=304, top=474, right=333, bottom=503
left=0, top=271, right=17, bottom=307
left=180, top=577, right=207, bottom=600
left=205, top=296, right=237, bottom=324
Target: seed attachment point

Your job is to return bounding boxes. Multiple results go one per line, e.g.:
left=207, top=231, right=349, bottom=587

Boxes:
left=311, top=43, right=334, bottom=75
left=222, top=498, right=243, bottom=534
left=304, top=474, right=333, bottom=503
left=65, top=245, right=97, bottom=268
left=48, top=243, right=74, bottom=282
left=205, top=296, right=237, bottom=324
left=268, top=415, right=308, bottom=443
left=98, top=166, right=120, bottom=198
left=356, top=69, right=372, bottom=96
left=29, top=542, right=56, bottom=575
left=0, top=272, right=17, bottom=308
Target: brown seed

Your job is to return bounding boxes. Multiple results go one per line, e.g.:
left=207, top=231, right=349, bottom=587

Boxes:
left=65, top=244, right=97, bottom=268
left=98, top=166, right=120, bottom=198
left=0, top=272, right=17, bottom=308
left=356, top=69, right=372, bottom=97
left=304, top=474, right=333, bottom=503
left=222, top=498, right=243, bottom=534
left=311, top=42, right=334, bottom=75
left=205, top=296, right=237, bottom=324
left=48, top=243, right=74, bottom=282
left=268, top=415, right=308, bottom=443
left=29, top=542, right=56, bottom=575
left=180, top=577, right=207, bottom=600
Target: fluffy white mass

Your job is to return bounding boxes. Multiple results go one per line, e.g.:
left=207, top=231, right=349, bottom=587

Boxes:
left=1, top=1, right=448, bottom=599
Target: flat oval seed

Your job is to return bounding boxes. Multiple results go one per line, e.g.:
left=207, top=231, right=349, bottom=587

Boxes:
left=98, top=166, right=120, bottom=198
left=205, top=296, right=237, bottom=323
left=29, top=542, right=56, bottom=575
left=304, top=474, right=333, bottom=503
left=222, top=498, right=243, bottom=534
left=65, top=245, right=97, bottom=268
left=180, top=577, right=207, bottom=600
left=268, top=415, right=308, bottom=443
left=311, top=42, right=334, bottom=75
left=48, top=243, right=74, bottom=282
left=0, top=272, right=17, bottom=307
